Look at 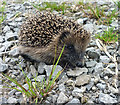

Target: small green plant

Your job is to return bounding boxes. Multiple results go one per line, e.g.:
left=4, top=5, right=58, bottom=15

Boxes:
left=114, top=1, right=120, bottom=8
left=76, top=2, right=118, bottom=25
left=95, top=27, right=118, bottom=43
left=78, top=0, right=84, bottom=5
left=3, top=44, right=65, bottom=103
left=0, top=1, right=6, bottom=24
left=33, top=2, right=70, bottom=14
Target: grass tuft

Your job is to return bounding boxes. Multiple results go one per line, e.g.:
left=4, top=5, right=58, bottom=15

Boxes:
left=76, top=2, right=118, bottom=25
left=0, top=1, right=6, bottom=24
left=3, top=44, right=65, bottom=103
left=33, top=2, right=70, bottom=14
left=95, top=27, right=118, bottom=43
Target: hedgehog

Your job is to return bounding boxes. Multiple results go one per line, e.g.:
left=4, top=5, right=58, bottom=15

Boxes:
left=19, top=11, right=91, bottom=68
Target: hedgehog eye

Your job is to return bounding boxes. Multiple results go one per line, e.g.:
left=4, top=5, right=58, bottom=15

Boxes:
left=65, top=44, right=75, bottom=51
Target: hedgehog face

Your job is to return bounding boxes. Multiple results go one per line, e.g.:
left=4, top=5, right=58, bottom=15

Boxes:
left=58, top=30, right=90, bottom=67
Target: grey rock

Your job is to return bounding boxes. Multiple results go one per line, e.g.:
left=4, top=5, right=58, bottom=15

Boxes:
left=72, top=87, right=86, bottom=94
left=66, top=98, right=80, bottom=104
left=117, top=56, right=120, bottom=63
left=52, top=94, right=58, bottom=103
left=23, top=2, right=31, bottom=6
left=110, top=8, right=115, bottom=11
left=99, top=93, right=117, bottom=103
left=77, top=18, right=83, bottom=24
left=0, top=77, right=2, bottom=85
left=77, top=17, right=88, bottom=23
left=44, top=65, right=63, bottom=77
left=12, top=70, right=19, bottom=76
left=92, top=86, right=97, bottom=91
left=23, top=84, right=29, bottom=90
left=2, top=41, right=15, bottom=51
left=0, top=85, right=2, bottom=94
left=3, top=25, right=10, bottom=33
left=5, top=32, right=18, bottom=41
left=0, top=58, right=3, bottom=63
left=45, top=100, right=50, bottom=103
left=88, top=68, right=94, bottom=73
left=5, top=57, right=11, bottom=63
left=15, top=17, right=23, bottom=22
left=8, top=22, right=17, bottom=27
left=100, top=56, right=110, bottom=63
left=58, top=74, right=68, bottom=84
left=35, top=75, right=45, bottom=82
left=9, top=47, right=19, bottom=57
left=14, top=28, right=19, bottom=32
left=15, top=92, right=22, bottom=96
left=9, top=58, right=19, bottom=65
left=86, top=50, right=100, bottom=60
left=109, top=63, right=115, bottom=69
left=0, top=36, right=4, bottom=43
left=95, top=29, right=103, bottom=34
left=111, top=21, right=118, bottom=27
left=14, top=5, right=21, bottom=10
left=103, top=68, right=115, bottom=76
left=85, top=61, right=97, bottom=68
left=102, top=5, right=109, bottom=12
left=27, top=73, right=32, bottom=79
left=65, top=80, right=75, bottom=89
left=68, top=95, right=73, bottom=100
left=98, top=25, right=107, bottom=29
left=7, top=97, right=18, bottom=103
left=96, top=83, right=106, bottom=90
left=18, top=61, right=26, bottom=69
left=0, top=97, right=7, bottom=104
left=108, top=86, right=119, bottom=94
left=83, top=23, right=96, bottom=34
left=76, top=74, right=91, bottom=86
left=72, top=87, right=84, bottom=97
left=94, top=63, right=103, bottom=74
left=38, top=62, right=46, bottom=74
left=0, top=46, right=5, bottom=52
left=59, top=83, right=65, bottom=92
left=118, top=64, right=120, bottom=71
left=74, top=12, right=82, bottom=17
left=57, top=92, right=69, bottom=103
left=30, top=65, right=37, bottom=76
left=11, top=82, right=16, bottom=87
left=67, top=68, right=88, bottom=77
left=97, top=1, right=108, bottom=5
left=0, top=63, right=8, bottom=73
left=83, top=18, right=88, bottom=23
left=6, top=13, right=15, bottom=20
left=89, top=41, right=96, bottom=47
left=86, top=81, right=94, bottom=91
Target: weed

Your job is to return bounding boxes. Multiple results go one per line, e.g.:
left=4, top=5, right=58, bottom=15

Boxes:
left=33, top=2, right=70, bottom=14
left=114, top=1, right=120, bottom=8
left=76, top=1, right=118, bottom=25
left=3, top=44, right=65, bottom=103
left=95, top=27, right=118, bottom=43
left=0, top=1, right=6, bottom=24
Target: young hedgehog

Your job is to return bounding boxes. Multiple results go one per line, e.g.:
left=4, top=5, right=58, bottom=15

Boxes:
left=19, top=12, right=91, bottom=67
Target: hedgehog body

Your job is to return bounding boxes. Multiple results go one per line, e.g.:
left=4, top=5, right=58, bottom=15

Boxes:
left=19, top=12, right=91, bottom=67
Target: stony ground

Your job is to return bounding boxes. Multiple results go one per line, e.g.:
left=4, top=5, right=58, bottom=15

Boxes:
left=0, top=0, right=120, bottom=104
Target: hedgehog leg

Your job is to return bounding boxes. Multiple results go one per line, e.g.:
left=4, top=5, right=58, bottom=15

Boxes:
left=59, top=60, right=76, bottom=69
left=20, top=53, right=39, bottom=63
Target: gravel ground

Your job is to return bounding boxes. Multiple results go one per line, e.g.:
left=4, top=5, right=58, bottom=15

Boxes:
left=0, top=0, right=120, bottom=104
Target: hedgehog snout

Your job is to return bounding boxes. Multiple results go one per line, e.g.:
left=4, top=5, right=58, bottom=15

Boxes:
left=75, top=52, right=85, bottom=67
left=75, top=59, right=84, bottom=67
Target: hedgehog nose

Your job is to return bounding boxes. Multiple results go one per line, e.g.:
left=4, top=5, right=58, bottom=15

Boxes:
left=76, top=61, right=84, bottom=67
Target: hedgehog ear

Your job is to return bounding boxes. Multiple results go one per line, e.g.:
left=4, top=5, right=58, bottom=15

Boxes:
left=59, top=30, right=70, bottom=43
